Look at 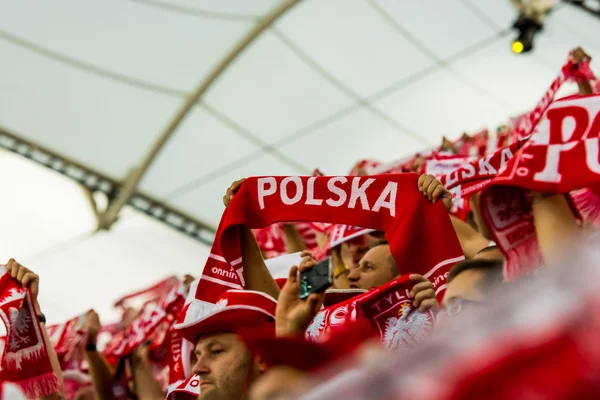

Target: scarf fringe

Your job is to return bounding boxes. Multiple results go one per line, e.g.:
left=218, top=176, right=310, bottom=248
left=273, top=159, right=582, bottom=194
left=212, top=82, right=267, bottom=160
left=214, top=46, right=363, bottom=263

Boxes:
left=571, top=189, right=600, bottom=229
left=505, top=238, right=544, bottom=281
left=15, top=372, right=60, bottom=400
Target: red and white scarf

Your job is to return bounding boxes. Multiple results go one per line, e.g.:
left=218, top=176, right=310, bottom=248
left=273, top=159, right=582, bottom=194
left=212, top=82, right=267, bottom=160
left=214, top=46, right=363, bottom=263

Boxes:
left=0, top=272, right=58, bottom=398
left=306, top=275, right=436, bottom=347
left=190, top=174, right=463, bottom=314
left=480, top=93, right=600, bottom=279
left=440, top=56, right=594, bottom=202
left=571, top=185, right=600, bottom=229
left=113, top=276, right=180, bottom=310
left=46, top=311, right=89, bottom=370
left=166, top=374, right=199, bottom=400
left=507, top=60, right=573, bottom=144
left=104, top=282, right=186, bottom=359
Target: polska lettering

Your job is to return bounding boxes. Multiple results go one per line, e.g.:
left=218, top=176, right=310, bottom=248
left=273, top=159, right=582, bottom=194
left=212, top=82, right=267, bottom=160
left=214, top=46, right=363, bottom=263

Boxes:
left=257, top=176, right=398, bottom=217
left=442, top=147, right=514, bottom=189
left=531, top=98, right=600, bottom=183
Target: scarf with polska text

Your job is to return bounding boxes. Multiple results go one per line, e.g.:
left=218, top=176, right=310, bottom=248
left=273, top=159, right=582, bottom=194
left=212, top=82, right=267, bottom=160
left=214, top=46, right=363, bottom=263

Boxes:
left=508, top=53, right=596, bottom=144
left=480, top=94, right=600, bottom=279
left=425, top=153, right=475, bottom=220
left=0, top=272, right=59, bottom=398
left=190, top=174, right=464, bottom=314
left=440, top=56, right=595, bottom=202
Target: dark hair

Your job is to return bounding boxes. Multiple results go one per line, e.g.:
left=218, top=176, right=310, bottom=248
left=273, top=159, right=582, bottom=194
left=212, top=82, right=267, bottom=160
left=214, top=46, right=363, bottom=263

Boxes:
left=370, top=239, right=399, bottom=276
left=476, top=245, right=500, bottom=256
left=447, top=258, right=504, bottom=289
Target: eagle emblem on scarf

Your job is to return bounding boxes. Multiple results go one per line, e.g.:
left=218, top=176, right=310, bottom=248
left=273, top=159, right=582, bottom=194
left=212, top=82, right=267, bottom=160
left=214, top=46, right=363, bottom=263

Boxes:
left=305, top=310, right=326, bottom=340
left=383, top=302, right=433, bottom=350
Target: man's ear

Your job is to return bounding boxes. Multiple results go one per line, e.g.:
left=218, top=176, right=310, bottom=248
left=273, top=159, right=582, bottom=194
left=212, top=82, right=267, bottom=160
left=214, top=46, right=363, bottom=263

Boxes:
left=256, top=356, right=269, bottom=374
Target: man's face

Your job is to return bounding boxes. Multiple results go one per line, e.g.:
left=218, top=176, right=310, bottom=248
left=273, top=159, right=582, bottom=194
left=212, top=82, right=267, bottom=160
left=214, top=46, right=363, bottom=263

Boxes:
left=347, top=244, right=398, bottom=290
left=339, top=234, right=382, bottom=270
left=442, top=269, right=486, bottom=315
left=192, top=333, right=259, bottom=400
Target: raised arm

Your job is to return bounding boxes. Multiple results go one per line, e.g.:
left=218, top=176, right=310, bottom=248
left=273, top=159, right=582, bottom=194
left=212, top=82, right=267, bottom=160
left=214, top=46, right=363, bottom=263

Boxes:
left=82, top=311, right=116, bottom=400
left=531, top=193, right=582, bottom=265
left=571, top=47, right=594, bottom=95
left=417, top=174, right=490, bottom=258
left=129, top=343, right=164, bottom=400
left=449, top=215, right=493, bottom=259
left=224, top=179, right=280, bottom=299
left=281, top=223, right=308, bottom=254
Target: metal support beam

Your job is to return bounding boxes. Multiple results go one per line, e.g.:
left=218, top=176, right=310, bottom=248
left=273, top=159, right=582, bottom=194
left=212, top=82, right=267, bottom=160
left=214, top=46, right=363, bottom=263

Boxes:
left=563, top=0, right=600, bottom=17
left=98, top=0, right=302, bottom=230
left=0, top=129, right=216, bottom=246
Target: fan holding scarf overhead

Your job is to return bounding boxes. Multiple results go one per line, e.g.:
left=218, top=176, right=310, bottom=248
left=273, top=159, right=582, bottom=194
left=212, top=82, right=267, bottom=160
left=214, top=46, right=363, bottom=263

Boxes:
left=180, top=174, right=464, bottom=347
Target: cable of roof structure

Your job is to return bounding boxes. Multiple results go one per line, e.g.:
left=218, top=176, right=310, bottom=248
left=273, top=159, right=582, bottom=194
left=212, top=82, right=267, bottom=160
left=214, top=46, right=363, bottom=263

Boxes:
left=96, top=0, right=304, bottom=231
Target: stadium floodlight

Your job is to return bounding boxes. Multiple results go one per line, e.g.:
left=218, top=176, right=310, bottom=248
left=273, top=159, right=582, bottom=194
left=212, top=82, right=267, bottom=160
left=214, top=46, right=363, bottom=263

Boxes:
left=510, top=0, right=558, bottom=53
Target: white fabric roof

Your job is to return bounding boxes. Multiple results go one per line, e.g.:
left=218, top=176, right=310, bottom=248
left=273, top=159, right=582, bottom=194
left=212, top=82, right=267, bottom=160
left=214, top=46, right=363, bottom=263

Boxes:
left=0, top=0, right=598, bottom=322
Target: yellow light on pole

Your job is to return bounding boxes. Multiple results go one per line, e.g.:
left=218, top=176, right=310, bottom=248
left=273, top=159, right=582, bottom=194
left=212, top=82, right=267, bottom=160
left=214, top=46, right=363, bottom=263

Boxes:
left=512, top=41, right=524, bottom=54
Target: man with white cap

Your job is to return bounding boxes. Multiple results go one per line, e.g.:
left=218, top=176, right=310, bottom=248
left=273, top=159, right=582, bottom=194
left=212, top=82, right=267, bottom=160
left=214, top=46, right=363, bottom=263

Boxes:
left=173, top=289, right=277, bottom=400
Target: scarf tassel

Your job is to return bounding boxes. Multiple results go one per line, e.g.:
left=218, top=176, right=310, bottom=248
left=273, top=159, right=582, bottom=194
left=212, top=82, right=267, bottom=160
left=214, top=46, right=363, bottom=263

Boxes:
left=15, top=372, right=60, bottom=400
left=571, top=189, right=600, bottom=229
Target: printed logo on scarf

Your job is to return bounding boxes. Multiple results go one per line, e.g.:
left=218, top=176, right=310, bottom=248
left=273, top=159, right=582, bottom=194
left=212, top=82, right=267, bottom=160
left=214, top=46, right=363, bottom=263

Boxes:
left=357, top=278, right=435, bottom=351
left=382, top=301, right=434, bottom=350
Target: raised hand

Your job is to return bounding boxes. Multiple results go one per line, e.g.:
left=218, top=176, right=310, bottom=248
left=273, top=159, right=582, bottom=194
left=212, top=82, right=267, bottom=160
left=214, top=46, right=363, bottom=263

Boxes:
left=5, top=258, right=39, bottom=303
left=418, top=174, right=453, bottom=212
left=275, top=251, right=326, bottom=337
left=409, top=274, right=438, bottom=313
left=223, top=178, right=246, bottom=208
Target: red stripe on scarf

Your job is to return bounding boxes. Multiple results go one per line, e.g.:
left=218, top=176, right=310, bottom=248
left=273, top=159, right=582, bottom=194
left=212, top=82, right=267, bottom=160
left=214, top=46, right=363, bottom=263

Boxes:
left=0, top=272, right=58, bottom=398
left=193, top=174, right=463, bottom=309
left=480, top=94, right=600, bottom=279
